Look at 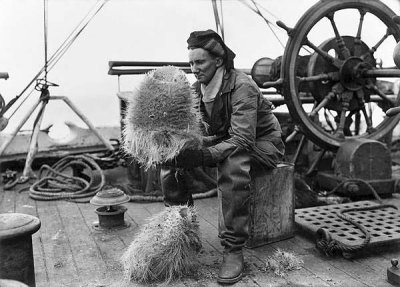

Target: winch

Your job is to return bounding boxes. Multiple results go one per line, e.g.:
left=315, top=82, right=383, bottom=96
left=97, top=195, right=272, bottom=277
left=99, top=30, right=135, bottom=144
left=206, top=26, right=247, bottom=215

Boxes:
left=90, top=188, right=130, bottom=230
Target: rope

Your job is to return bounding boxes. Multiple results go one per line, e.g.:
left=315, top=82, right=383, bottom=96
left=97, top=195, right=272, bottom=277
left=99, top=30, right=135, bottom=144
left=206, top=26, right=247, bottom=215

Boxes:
left=315, top=178, right=398, bottom=257
left=2, top=169, right=19, bottom=190
left=126, top=188, right=217, bottom=202
left=29, top=154, right=105, bottom=202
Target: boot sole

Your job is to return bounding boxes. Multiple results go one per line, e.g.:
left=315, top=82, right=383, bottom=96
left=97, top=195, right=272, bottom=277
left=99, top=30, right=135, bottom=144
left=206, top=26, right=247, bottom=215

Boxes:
left=217, top=272, right=243, bottom=284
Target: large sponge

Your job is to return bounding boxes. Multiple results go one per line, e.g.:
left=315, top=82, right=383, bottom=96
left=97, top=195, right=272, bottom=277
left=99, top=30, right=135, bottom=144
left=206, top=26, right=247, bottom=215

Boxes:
left=121, top=205, right=201, bottom=284
left=122, top=66, right=201, bottom=169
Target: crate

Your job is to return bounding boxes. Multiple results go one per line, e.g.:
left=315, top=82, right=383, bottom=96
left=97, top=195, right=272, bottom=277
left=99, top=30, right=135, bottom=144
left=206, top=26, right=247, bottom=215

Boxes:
left=246, top=163, right=295, bottom=248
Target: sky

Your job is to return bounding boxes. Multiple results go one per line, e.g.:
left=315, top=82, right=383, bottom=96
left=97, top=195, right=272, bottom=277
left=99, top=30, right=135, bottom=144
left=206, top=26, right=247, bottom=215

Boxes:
left=0, top=0, right=399, bottom=139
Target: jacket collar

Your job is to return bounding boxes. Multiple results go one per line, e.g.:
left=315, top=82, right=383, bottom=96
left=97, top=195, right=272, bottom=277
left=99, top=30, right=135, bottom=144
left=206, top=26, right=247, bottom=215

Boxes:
left=220, top=68, right=236, bottom=95
left=193, top=68, right=236, bottom=96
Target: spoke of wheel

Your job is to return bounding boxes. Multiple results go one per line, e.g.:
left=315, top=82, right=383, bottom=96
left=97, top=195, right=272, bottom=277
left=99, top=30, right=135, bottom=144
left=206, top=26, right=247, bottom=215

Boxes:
left=306, top=148, right=326, bottom=176
left=335, top=109, right=347, bottom=138
left=361, top=105, right=374, bottom=133
left=326, top=12, right=351, bottom=59
left=356, top=90, right=374, bottom=133
left=363, top=28, right=391, bottom=57
left=353, top=9, right=367, bottom=57
left=367, top=82, right=396, bottom=106
left=324, top=109, right=336, bottom=132
left=309, top=91, right=336, bottom=118
left=292, top=134, right=306, bottom=165
left=335, top=91, right=353, bottom=138
left=298, top=71, right=340, bottom=83
left=286, top=125, right=300, bottom=143
left=354, top=111, right=361, bottom=135
left=304, top=38, right=343, bottom=68
left=345, top=110, right=356, bottom=136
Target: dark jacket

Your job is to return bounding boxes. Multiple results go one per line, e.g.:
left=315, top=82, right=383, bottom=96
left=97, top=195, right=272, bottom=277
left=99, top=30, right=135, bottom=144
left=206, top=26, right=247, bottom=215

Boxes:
left=192, top=68, right=284, bottom=168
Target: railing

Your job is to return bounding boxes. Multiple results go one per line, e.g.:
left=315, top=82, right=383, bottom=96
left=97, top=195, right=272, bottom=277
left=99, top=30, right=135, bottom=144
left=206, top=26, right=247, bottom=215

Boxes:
left=107, top=61, right=397, bottom=107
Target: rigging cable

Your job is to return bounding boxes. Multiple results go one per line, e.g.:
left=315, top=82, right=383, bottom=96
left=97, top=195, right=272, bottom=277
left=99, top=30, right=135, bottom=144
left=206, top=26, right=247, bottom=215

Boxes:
left=219, top=0, right=225, bottom=40
left=44, top=0, right=48, bottom=83
left=211, top=0, right=225, bottom=40
left=237, top=0, right=285, bottom=49
left=4, top=0, right=109, bottom=120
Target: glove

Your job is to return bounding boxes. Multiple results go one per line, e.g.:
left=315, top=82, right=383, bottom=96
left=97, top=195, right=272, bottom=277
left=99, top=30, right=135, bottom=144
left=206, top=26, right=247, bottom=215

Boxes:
left=174, top=148, right=204, bottom=169
left=169, top=148, right=213, bottom=169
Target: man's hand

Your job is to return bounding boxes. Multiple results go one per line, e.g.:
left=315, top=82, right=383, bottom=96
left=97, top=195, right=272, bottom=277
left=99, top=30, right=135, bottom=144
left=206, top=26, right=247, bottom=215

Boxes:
left=173, top=148, right=204, bottom=169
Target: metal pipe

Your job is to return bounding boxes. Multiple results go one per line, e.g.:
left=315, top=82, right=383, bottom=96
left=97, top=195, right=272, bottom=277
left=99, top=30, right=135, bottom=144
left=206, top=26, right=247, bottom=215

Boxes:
left=363, top=68, right=400, bottom=78
left=108, top=60, right=251, bottom=76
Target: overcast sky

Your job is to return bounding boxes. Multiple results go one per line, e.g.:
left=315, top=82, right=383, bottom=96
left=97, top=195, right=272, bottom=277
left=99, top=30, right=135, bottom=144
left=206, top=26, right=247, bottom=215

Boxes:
left=1, top=0, right=399, bottom=138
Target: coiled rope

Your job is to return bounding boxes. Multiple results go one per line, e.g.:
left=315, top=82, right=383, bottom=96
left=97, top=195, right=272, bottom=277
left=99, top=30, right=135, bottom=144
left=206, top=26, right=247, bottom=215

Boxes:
left=29, top=154, right=105, bottom=202
left=316, top=178, right=397, bottom=257
left=2, top=169, right=19, bottom=190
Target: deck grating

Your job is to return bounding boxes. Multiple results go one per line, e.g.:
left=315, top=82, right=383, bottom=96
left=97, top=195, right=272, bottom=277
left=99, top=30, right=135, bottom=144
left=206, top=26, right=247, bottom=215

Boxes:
left=295, top=200, right=400, bottom=246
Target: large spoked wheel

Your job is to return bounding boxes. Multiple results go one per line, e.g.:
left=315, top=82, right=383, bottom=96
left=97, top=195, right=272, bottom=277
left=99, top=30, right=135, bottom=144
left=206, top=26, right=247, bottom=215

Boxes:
left=282, top=0, right=400, bottom=151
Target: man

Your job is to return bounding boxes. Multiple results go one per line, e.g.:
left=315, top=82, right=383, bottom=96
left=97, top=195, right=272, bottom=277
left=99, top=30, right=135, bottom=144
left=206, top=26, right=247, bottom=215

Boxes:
left=162, top=29, right=284, bottom=284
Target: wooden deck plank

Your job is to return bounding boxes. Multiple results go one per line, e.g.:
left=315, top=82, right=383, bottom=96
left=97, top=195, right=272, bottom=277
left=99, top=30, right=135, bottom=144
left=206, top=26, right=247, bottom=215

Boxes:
left=325, top=257, right=391, bottom=287
left=0, top=188, right=16, bottom=213
left=273, top=227, right=371, bottom=287
left=198, top=196, right=372, bottom=287
left=195, top=197, right=320, bottom=287
left=4, top=178, right=400, bottom=286
left=195, top=203, right=263, bottom=287
left=286, top=220, right=396, bottom=287
left=124, top=201, right=152, bottom=226
left=76, top=201, right=127, bottom=287
left=56, top=200, right=111, bottom=286
left=14, top=189, right=36, bottom=216
left=35, top=199, right=81, bottom=287
left=14, top=190, right=50, bottom=287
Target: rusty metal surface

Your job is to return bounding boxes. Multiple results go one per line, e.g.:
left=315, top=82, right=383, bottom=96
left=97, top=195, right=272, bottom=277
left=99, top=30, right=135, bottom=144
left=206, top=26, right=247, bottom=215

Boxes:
left=0, top=213, right=41, bottom=240
left=93, top=205, right=130, bottom=230
left=295, top=201, right=400, bottom=247
left=0, top=214, right=41, bottom=287
left=90, top=188, right=130, bottom=206
left=335, top=139, right=392, bottom=180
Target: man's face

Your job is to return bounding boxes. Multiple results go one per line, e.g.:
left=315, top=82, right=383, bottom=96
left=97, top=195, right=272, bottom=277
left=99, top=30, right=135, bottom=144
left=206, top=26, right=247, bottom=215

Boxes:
left=188, top=48, right=222, bottom=85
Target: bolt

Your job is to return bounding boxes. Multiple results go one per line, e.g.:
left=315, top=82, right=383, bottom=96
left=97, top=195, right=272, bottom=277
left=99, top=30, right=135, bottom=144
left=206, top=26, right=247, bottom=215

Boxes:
left=392, top=259, right=399, bottom=268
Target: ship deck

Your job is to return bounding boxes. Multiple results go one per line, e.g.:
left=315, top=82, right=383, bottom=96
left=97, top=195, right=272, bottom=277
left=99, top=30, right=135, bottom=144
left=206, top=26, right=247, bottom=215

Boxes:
left=2, top=178, right=400, bottom=287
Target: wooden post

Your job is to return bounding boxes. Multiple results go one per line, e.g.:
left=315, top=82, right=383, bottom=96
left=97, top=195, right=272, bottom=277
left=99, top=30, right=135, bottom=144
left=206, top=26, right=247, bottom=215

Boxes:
left=21, top=101, right=47, bottom=180
left=246, top=163, right=295, bottom=248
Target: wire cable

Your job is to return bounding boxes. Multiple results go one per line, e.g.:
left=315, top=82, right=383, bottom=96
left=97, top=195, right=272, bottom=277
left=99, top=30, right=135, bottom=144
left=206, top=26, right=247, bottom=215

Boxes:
left=237, top=0, right=285, bottom=48
left=3, top=0, right=109, bottom=118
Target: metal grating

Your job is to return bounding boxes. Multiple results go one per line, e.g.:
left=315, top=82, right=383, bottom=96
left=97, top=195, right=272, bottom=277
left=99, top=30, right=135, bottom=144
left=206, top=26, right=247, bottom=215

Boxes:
left=295, top=201, right=400, bottom=246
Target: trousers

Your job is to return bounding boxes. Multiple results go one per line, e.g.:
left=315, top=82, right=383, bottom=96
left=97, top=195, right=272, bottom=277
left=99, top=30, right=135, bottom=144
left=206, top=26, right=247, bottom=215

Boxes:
left=160, top=147, right=259, bottom=251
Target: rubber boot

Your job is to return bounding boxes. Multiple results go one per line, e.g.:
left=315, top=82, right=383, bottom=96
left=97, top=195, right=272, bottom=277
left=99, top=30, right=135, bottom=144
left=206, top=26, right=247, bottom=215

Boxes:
left=217, top=249, right=244, bottom=284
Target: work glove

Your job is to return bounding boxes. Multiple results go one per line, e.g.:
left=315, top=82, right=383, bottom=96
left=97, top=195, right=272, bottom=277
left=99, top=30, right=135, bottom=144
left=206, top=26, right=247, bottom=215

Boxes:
left=168, top=148, right=213, bottom=169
